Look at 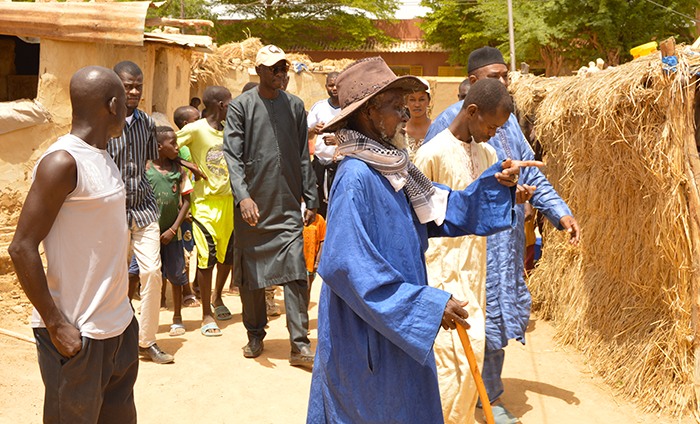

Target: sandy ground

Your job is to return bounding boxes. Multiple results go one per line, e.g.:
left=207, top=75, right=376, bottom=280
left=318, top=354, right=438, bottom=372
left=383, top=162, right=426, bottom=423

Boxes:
left=0, top=270, right=696, bottom=424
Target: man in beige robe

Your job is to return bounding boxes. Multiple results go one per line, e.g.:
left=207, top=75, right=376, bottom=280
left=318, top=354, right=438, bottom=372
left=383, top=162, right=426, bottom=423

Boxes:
left=414, top=80, right=530, bottom=424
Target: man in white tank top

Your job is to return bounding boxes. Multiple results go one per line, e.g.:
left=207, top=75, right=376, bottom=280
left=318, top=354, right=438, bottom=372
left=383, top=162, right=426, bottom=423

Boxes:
left=9, top=66, right=139, bottom=424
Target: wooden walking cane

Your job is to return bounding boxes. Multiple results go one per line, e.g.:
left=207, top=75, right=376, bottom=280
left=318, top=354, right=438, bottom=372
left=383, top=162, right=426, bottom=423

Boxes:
left=456, top=323, right=495, bottom=424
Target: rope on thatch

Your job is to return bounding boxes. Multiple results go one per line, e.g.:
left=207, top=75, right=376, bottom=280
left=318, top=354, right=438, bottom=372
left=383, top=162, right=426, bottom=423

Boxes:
left=514, top=49, right=700, bottom=417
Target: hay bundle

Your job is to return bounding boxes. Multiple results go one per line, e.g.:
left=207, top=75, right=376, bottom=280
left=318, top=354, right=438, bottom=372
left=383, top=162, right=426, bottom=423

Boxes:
left=189, top=38, right=264, bottom=84
left=189, top=37, right=355, bottom=83
left=190, top=51, right=226, bottom=84
left=317, top=58, right=355, bottom=72
left=287, top=52, right=312, bottom=64
left=239, top=37, right=263, bottom=62
left=218, top=42, right=243, bottom=63
left=518, top=50, right=700, bottom=417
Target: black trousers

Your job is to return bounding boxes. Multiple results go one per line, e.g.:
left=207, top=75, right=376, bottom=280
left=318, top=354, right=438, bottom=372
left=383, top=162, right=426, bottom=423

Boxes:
left=240, top=279, right=310, bottom=352
left=312, top=156, right=338, bottom=218
left=34, top=317, right=139, bottom=424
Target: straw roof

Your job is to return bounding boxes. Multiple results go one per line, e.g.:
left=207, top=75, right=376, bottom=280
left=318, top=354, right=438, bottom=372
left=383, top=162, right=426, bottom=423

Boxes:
left=514, top=50, right=700, bottom=417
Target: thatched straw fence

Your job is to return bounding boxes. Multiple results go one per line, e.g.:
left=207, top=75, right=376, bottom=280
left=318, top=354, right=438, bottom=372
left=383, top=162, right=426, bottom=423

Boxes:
left=511, top=50, right=700, bottom=418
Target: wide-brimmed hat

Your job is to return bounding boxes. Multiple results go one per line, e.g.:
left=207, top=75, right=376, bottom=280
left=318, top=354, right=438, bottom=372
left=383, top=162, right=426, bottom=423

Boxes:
left=322, top=57, right=428, bottom=132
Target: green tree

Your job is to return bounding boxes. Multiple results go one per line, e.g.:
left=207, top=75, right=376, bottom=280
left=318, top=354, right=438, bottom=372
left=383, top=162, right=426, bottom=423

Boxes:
left=213, top=0, right=400, bottom=49
left=145, top=0, right=218, bottom=22
left=549, top=0, right=697, bottom=65
left=420, top=0, right=699, bottom=75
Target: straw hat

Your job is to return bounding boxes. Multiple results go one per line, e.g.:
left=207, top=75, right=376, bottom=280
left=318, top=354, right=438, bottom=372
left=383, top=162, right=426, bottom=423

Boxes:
left=322, top=57, right=428, bottom=132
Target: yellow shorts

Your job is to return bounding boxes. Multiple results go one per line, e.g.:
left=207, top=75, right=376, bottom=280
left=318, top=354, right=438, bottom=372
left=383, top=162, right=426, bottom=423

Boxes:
left=191, top=195, right=234, bottom=269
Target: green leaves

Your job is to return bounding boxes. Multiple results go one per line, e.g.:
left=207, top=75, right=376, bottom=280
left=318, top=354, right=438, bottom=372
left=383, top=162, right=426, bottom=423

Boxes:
left=213, top=0, right=400, bottom=49
left=419, top=0, right=699, bottom=75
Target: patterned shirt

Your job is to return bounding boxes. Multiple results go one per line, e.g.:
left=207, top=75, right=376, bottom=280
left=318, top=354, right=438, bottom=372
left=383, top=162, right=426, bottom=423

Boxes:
left=107, top=109, right=159, bottom=227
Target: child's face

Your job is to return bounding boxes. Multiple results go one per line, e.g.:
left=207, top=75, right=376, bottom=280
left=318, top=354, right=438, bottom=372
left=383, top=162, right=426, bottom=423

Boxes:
left=158, top=132, right=179, bottom=160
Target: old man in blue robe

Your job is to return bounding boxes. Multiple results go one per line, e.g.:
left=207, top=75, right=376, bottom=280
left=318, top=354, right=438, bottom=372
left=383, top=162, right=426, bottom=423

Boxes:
left=306, top=57, right=542, bottom=424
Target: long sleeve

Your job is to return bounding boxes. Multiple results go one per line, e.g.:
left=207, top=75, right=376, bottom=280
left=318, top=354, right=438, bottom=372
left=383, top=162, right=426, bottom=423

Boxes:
left=518, top=131, right=572, bottom=229
left=428, top=161, right=516, bottom=238
left=297, top=103, right=319, bottom=209
left=318, top=164, right=450, bottom=365
left=223, top=99, right=250, bottom=206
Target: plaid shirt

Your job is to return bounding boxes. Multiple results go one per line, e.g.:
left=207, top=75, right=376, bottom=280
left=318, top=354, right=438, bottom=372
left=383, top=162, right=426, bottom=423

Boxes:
left=107, top=109, right=159, bottom=227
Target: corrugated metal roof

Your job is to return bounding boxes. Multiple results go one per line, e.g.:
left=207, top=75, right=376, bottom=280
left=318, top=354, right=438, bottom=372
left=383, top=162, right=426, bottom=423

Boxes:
left=144, top=32, right=213, bottom=53
left=0, top=1, right=151, bottom=46
left=288, top=40, right=446, bottom=53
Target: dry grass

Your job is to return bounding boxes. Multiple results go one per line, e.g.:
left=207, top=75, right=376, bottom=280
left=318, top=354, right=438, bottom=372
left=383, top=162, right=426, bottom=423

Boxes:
left=190, top=38, right=264, bottom=84
left=189, top=37, right=352, bottom=84
left=316, top=58, right=355, bottom=72
left=514, top=50, right=700, bottom=417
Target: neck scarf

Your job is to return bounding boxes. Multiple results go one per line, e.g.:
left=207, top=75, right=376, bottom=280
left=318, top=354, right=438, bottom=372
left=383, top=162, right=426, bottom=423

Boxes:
left=336, top=128, right=448, bottom=224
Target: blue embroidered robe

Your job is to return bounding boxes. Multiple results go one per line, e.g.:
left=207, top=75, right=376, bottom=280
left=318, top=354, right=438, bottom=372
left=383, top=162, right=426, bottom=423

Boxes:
left=307, top=157, right=516, bottom=423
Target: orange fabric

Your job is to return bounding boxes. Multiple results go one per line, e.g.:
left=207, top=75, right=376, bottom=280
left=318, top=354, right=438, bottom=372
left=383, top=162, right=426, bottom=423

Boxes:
left=303, top=214, right=326, bottom=272
left=309, top=136, right=316, bottom=156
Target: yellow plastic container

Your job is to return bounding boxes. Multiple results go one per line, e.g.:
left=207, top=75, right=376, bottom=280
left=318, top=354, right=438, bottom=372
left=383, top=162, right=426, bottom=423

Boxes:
left=630, top=41, right=658, bottom=59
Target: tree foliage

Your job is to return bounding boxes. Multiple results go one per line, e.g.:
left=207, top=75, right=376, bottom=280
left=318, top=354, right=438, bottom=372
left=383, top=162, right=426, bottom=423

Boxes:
left=420, top=0, right=699, bottom=75
left=144, top=0, right=218, bottom=22
left=212, top=0, right=400, bottom=49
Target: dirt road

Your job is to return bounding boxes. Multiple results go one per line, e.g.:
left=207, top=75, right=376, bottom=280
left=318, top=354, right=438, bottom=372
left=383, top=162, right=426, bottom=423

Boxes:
left=0, top=273, right=694, bottom=424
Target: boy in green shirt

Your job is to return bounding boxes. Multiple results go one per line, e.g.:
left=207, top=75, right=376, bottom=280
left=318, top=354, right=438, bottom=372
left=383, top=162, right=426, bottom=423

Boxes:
left=148, top=126, right=193, bottom=336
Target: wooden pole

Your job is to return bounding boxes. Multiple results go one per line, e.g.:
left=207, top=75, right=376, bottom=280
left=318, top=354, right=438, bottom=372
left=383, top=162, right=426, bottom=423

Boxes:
left=507, top=0, right=516, bottom=71
left=0, top=328, right=36, bottom=344
left=144, top=17, right=214, bottom=28
left=456, top=324, right=495, bottom=424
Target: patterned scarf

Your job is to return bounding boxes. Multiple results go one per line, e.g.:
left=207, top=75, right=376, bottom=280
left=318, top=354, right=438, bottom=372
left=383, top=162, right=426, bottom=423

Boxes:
left=336, top=128, right=448, bottom=224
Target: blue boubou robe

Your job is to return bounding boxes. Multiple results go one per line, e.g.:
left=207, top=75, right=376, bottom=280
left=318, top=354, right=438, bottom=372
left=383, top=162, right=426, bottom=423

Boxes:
left=306, top=157, right=517, bottom=424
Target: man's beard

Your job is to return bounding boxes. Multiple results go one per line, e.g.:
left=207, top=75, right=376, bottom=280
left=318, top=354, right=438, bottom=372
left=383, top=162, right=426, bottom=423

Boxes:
left=378, top=120, right=408, bottom=150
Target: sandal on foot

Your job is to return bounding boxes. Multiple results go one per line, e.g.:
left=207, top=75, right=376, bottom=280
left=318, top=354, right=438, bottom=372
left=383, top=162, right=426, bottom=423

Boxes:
left=488, top=404, right=521, bottom=424
left=200, top=322, right=222, bottom=337
left=169, top=323, right=186, bottom=337
left=182, top=295, right=200, bottom=308
left=211, top=303, right=232, bottom=321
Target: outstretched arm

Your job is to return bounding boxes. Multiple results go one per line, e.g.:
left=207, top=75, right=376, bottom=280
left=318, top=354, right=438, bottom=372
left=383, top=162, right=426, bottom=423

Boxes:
left=8, top=151, right=82, bottom=359
left=429, top=159, right=542, bottom=238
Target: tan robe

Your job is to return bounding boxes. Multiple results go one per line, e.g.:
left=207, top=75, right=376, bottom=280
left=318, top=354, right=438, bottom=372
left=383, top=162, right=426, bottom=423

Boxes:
left=414, top=129, right=499, bottom=424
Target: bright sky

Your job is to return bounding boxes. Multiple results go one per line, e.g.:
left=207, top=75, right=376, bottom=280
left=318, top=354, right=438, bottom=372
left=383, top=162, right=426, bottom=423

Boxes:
left=395, top=1, right=430, bottom=19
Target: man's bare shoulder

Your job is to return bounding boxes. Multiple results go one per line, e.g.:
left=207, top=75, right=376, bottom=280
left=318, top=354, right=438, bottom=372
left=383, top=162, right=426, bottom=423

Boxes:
left=38, top=149, right=77, bottom=176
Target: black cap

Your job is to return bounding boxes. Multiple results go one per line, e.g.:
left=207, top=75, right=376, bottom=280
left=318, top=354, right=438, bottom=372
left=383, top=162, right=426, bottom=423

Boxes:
left=467, top=47, right=506, bottom=73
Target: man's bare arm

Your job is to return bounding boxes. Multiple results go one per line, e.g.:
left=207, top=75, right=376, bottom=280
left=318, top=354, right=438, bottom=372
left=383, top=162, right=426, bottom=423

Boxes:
left=174, top=157, right=207, bottom=181
left=8, top=151, right=82, bottom=358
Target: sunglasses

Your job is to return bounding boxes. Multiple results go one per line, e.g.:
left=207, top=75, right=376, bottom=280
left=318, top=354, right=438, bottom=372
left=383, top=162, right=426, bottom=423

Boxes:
left=265, top=64, right=290, bottom=75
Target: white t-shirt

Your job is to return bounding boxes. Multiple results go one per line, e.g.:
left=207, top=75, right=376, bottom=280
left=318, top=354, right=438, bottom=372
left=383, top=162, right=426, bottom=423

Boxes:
left=307, top=98, right=341, bottom=162
left=31, top=134, right=133, bottom=340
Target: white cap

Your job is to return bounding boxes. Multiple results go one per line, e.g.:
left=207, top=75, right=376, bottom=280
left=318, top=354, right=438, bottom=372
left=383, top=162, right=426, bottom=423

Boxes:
left=255, top=45, right=291, bottom=67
